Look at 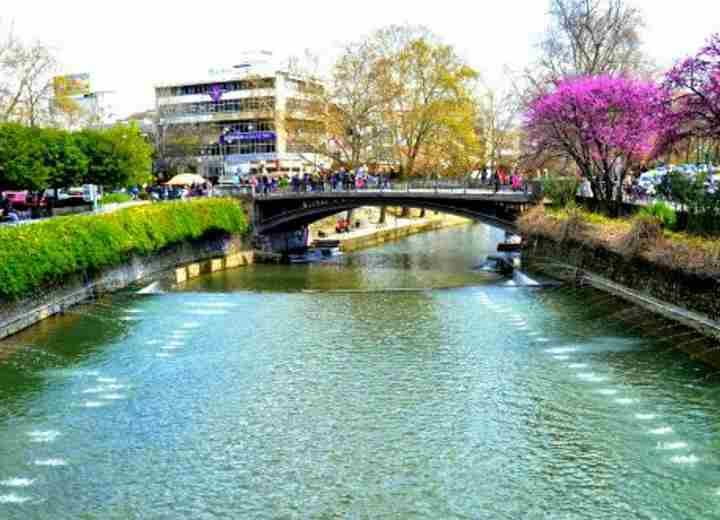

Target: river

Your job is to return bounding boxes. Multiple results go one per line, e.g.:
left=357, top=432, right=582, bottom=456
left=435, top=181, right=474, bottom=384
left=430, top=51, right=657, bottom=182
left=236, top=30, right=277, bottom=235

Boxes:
left=1, top=224, right=719, bottom=519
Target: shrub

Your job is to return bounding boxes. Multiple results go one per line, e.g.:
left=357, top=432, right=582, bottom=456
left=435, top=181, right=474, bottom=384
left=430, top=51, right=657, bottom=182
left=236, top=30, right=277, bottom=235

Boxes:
left=0, top=198, right=248, bottom=301
left=542, top=175, right=580, bottom=208
left=638, top=202, right=677, bottom=230
left=101, top=193, right=133, bottom=204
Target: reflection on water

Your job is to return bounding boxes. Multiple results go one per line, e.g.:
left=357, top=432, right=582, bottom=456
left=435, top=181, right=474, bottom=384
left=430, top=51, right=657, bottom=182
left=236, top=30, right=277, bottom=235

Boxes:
left=0, top=223, right=719, bottom=518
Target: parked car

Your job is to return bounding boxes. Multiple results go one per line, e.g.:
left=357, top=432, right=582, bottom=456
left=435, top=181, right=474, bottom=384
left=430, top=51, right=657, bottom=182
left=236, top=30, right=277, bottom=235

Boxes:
left=1, top=191, right=29, bottom=207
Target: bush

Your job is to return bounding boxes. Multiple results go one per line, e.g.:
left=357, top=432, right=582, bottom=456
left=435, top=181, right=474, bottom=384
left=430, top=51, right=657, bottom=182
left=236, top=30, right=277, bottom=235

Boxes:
left=638, top=202, right=677, bottom=230
left=542, top=175, right=580, bottom=208
left=0, top=198, right=248, bottom=301
left=101, top=193, right=133, bottom=204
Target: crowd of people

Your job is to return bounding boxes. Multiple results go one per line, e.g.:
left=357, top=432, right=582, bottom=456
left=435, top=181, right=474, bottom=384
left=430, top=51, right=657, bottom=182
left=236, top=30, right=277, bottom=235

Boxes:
left=247, top=167, right=393, bottom=195
left=245, top=166, right=532, bottom=195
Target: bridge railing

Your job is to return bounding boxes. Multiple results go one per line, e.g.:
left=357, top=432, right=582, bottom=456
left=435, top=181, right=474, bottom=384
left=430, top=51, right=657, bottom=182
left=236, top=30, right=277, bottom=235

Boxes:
left=237, top=179, right=543, bottom=200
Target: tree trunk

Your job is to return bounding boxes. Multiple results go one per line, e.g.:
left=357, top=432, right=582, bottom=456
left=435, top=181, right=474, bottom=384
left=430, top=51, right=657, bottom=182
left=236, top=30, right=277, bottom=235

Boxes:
left=379, top=206, right=387, bottom=224
left=419, top=208, right=426, bottom=218
left=400, top=207, right=410, bottom=218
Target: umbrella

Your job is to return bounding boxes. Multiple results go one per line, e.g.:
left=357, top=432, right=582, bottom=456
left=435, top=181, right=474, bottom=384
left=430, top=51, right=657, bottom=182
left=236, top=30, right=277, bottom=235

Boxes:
left=166, top=174, right=207, bottom=186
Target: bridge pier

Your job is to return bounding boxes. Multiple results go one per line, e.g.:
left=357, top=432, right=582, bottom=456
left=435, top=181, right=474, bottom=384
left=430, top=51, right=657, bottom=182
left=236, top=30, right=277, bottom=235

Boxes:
left=254, top=227, right=309, bottom=255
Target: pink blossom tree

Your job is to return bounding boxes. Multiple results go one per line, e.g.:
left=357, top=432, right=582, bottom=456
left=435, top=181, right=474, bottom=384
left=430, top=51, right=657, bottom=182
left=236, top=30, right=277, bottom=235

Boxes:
left=523, top=75, right=672, bottom=211
left=665, top=34, right=720, bottom=142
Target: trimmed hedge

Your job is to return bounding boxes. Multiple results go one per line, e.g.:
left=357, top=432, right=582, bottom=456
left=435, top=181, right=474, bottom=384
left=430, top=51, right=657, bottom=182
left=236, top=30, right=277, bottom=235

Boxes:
left=0, top=198, right=248, bottom=301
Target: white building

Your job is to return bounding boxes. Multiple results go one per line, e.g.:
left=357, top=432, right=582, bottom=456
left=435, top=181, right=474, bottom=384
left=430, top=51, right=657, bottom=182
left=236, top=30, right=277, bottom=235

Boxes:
left=155, top=53, right=328, bottom=180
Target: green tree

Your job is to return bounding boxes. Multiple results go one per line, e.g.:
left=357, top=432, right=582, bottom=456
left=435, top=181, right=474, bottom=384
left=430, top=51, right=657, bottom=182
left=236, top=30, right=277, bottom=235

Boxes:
left=41, top=128, right=88, bottom=191
left=0, top=123, right=49, bottom=190
left=76, top=123, right=153, bottom=189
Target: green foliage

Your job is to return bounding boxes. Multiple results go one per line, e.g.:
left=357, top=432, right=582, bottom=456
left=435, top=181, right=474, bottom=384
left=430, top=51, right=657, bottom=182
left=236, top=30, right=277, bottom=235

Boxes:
left=542, top=175, right=580, bottom=208
left=0, top=124, right=50, bottom=190
left=658, top=170, right=720, bottom=235
left=74, top=122, right=154, bottom=189
left=100, top=193, right=133, bottom=204
left=0, top=199, right=248, bottom=301
left=0, top=122, right=154, bottom=191
left=638, top=202, right=677, bottom=230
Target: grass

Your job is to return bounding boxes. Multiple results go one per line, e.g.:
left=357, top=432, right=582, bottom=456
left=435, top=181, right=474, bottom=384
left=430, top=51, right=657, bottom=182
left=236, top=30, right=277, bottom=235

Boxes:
left=519, top=205, right=720, bottom=277
left=0, top=198, right=248, bottom=301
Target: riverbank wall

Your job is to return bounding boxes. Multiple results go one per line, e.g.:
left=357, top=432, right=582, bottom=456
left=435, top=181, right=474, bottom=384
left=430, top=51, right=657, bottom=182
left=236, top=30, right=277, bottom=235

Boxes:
left=0, top=199, right=251, bottom=343
left=0, top=234, right=254, bottom=342
left=309, top=211, right=471, bottom=254
left=522, top=234, right=720, bottom=365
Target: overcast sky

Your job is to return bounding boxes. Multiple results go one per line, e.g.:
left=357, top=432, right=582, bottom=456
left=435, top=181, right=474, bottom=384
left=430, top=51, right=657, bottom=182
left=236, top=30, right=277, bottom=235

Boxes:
left=4, top=0, right=720, bottom=117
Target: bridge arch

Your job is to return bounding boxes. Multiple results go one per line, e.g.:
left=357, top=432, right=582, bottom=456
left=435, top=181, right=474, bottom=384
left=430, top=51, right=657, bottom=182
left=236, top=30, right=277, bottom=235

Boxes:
left=252, top=192, right=533, bottom=235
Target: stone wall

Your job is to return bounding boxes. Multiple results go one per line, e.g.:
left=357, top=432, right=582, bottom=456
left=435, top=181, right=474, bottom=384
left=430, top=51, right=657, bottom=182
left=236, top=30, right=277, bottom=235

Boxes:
left=0, top=234, right=252, bottom=342
left=522, top=234, right=720, bottom=337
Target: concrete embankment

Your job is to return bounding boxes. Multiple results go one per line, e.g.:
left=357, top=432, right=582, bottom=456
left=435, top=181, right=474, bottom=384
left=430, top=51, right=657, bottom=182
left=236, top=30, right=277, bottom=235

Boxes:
left=311, top=211, right=471, bottom=253
left=522, top=234, right=720, bottom=366
left=0, top=235, right=255, bottom=342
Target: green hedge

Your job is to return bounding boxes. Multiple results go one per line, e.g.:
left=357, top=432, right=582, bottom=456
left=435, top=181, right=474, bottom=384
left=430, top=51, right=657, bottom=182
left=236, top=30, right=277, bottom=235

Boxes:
left=100, top=193, right=133, bottom=204
left=0, top=198, right=248, bottom=301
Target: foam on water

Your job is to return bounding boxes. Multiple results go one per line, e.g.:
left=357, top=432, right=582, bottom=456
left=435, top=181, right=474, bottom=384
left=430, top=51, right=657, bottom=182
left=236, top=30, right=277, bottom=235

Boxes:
left=596, top=388, right=620, bottom=396
left=553, top=355, right=571, bottom=361
left=658, top=441, right=689, bottom=451
left=181, top=323, right=201, bottom=329
left=636, top=413, right=657, bottom=421
left=82, top=387, right=106, bottom=394
left=671, top=454, right=700, bottom=464
left=156, top=353, right=172, bottom=358
left=146, top=340, right=162, bottom=345
left=536, top=338, right=551, bottom=343
left=28, top=430, right=60, bottom=443
left=568, top=363, right=588, bottom=369
left=577, top=373, right=608, bottom=383
left=161, top=346, right=180, bottom=351
left=97, top=377, right=117, bottom=384
left=82, top=401, right=108, bottom=408
left=100, top=394, right=126, bottom=400
left=0, top=493, right=31, bottom=504
left=649, top=427, right=674, bottom=435
left=615, top=398, right=638, bottom=405
left=0, top=478, right=34, bottom=488
left=124, top=309, right=144, bottom=314
left=546, top=347, right=578, bottom=355
left=34, top=459, right=66, bottom=467
left=105, top=384, right=126, bottom=391
left=120, top=317, right=141, bottom=322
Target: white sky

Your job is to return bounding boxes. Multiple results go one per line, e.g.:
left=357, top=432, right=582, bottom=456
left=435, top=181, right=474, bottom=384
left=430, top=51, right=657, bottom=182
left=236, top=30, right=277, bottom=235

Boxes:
left=4, top=0, right=720, bottom=117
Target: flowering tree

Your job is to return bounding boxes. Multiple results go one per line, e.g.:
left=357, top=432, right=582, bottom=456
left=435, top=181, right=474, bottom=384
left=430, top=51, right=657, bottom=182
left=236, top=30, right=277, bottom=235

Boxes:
left=524, top=75, right=672, bottom=210
left=665, top=34, right=720, bottom=142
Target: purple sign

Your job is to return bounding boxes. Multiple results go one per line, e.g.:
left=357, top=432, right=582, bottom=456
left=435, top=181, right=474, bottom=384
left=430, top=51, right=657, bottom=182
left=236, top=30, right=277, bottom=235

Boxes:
left=220, top=131, right=276, bottom=144
left=209, top=84, right=224, bottom=103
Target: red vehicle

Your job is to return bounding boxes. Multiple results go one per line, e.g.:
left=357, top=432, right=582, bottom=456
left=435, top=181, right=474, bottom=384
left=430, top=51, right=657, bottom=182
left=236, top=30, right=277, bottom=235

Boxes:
left=2, top=191, right=29, bottom=208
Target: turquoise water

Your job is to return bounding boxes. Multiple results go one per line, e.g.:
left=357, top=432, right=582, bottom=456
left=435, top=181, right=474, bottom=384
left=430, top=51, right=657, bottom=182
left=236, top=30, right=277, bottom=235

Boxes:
left=1, top=224, right=719, bottom=519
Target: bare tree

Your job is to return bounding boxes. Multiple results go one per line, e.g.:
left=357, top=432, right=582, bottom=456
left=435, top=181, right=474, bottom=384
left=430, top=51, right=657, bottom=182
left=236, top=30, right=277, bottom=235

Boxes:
left=283, top=42, right=388, bottom=170
left=0, top=20, right=57, bottom=126
left=476, top=81, right=521, bottom=171
left=538, top=0, right=649, bottom=80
